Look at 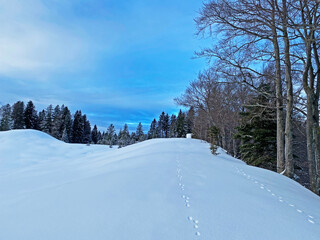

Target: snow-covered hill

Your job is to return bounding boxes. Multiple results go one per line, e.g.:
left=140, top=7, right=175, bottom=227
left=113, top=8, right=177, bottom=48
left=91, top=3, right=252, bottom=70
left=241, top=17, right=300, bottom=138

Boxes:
left=0, top=130, right=319, bottom=240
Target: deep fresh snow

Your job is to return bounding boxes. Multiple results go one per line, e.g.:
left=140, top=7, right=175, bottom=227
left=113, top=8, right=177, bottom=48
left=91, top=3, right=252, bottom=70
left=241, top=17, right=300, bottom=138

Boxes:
left=0, top=129, right=320, bottom=240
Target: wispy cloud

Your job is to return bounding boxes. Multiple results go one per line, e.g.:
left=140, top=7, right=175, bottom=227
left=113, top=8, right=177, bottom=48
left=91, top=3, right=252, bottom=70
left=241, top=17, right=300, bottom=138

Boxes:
left=0, top=0, right=117, bottom=80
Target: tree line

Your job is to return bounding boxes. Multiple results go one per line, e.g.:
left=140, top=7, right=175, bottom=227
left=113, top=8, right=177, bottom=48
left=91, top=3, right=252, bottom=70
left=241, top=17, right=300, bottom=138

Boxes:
left=0, top=100, right=193, bottom=148
left=176, top=0, right=319, bottom=194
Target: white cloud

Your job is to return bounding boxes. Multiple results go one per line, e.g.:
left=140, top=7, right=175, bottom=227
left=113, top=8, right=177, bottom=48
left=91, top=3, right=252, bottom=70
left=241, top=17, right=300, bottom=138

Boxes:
left=0, top=0, right=111, bottom=80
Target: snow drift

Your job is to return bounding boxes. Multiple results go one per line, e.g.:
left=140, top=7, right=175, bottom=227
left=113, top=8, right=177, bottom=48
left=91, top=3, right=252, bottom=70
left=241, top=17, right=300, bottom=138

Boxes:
left=0, top=129, right=319, bottom=240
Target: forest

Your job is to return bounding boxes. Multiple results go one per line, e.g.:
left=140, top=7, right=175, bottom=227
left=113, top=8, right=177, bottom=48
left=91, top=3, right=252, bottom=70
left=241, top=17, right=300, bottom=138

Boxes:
left=0, top=100, right=193, bottom=148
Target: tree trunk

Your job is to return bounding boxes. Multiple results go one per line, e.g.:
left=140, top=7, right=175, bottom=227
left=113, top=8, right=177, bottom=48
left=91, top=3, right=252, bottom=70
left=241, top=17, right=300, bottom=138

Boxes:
left=306, top=93, right=317, bottom=191
left=282, top=0, right=294, bottom=178
left=271, top=0, right=285, bottom=173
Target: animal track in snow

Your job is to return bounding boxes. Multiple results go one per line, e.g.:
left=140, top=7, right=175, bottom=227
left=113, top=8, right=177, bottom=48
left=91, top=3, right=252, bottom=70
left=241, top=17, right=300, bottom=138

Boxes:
left=235, top=166, right=319, bottom=225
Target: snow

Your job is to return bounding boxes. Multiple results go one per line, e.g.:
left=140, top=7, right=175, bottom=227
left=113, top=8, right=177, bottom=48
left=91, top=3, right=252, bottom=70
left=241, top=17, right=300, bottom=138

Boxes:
left=0, top=129, right=319, bottom=240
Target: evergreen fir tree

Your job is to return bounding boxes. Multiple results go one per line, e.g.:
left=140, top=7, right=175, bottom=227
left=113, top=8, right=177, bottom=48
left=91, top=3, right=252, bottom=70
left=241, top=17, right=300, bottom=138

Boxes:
left=119, top=124, right=130, bottom=147
left=71, top=110, right=84, bottom=143
left=11, top=101, right=25, bottom=129
left=83, top=114, right=91, bottom=143
left=51, top=105, right=62, bottom=139
left=136, top=122, right=144, bottom=142
left=24, top=101, right=38, bottom=129
left=41, top=105, right=53, bottom=134
left=97, top=131, right=102, bottom=144
left=235, top=84, right=277, bottom=171
left=0, top=104, right=12, bottom=131
left=113, top=133, right=118, bottom=147
left=148, top=119, right=157, bottom=139
left=118, top=129, right=123, bottom=148
left=163, top=114, right=170, bottom=138
left=61, top=106, right=72, bottom=141
left=130, top=132, right=136, bottom=145
left=158, top=112, right=165, bottom=137
left=176, top=110, right=186, bottom=138
left=106, top=124, right=116, bottom=147
left=91, top=125, right=98, bottom=144
left=186, top=107, right=195, bottom=134
left=38, top=110, right=46, bottom=131
left=169, top=114, right=177, bottom=138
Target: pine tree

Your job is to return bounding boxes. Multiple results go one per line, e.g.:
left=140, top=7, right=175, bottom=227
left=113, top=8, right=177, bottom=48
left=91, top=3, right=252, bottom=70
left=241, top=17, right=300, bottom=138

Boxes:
left=38, top=110, right=46, bottom=131
left=176, top=110, right=186, bottom=138
left=136, top=122, right=144, bottom=142
left=0, top=104, right=12, bottom=131
left=186, top=107, right=195, bottom=134
left=163, top=114, right=170, bottom=138
left=169, top=114, right=177, bottom=138
left=119, top=124, right=130, bottom=147
left=91, top=125, right=98, bottom=144
left=11, top=101, right=25, bottom=129
left=71, top=110, right=84, bottom=143
left=61, top=106, right=72, bottom=141
left=24, top=101, right=38, bottom=129
left=97, top=131, right=102, bottom=144
left=106, top=124, right=116, bottom=147
left=51, top=105, right=62, bottom=139
left=130, top=132, right=136, bottom=145
left=158, top=112, right=165, bottom=137
left=148, top=119, right=157, bottom=139
left=235, top=84, right=277, bottom=171
left=83, top=114, right=91, bottom=144
left=41, top=105, right=53, bottom=134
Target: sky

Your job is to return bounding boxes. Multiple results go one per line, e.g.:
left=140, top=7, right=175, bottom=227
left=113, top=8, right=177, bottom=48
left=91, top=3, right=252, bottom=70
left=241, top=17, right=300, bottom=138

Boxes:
left=0, top=0, right=207, bottom=131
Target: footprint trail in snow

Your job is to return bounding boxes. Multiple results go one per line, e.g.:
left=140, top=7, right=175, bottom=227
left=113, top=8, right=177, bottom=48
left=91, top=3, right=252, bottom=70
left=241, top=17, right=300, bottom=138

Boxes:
left=176, top=155, right=201, bottom=237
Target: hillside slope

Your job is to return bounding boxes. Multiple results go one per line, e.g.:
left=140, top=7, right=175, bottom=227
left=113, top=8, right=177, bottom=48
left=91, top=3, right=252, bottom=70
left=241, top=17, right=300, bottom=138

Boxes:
left=0, top=130, right=319, bottom=240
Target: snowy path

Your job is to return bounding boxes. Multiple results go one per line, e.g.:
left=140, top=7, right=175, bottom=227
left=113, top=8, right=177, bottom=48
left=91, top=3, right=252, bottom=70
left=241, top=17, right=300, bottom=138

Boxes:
left=0, top=130, right=320, bottom=240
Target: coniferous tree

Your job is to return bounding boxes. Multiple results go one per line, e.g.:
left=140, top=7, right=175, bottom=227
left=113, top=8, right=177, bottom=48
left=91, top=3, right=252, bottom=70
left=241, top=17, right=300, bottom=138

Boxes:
left=24, top=101, right=38, bottom=129
left=41, top=105, right=53, bottom=134
left=169, top=114, right=177, bottom=138
left=163, top=114, right=170, bottom=138
left=61, top=106, right=72, bottom=141
left=71, top=110, right=84, bottom=143
left=83, top=114, right=91, bottom=144
left=91, top=125, right=98, bottom=144
left=130, top=132, right=137, bottom=145
left=158, top=112, right=166, bottom=137
left=106, top=124, right=116, bottom=147
left=51, top=105, right=62, bottom=139
left=97, top=131, right=102, bottom=144
left=176, top=110, right=186, bottom=138
left=118, top=129, right=123, bottom=148
left=136, top=122, right=144, bottom=142
left=235, top=84, right=277, bottom=170
left=148, top=119, right=157, bottom=139
left=186, top=107, right=195, bottom=134
left=0, top=104, right=12, bottom=131
left=38, top=110, right=46, bottom=131
left=11, top=101, right=25, bottom=129
left=119, top=124, right=130, bottom=147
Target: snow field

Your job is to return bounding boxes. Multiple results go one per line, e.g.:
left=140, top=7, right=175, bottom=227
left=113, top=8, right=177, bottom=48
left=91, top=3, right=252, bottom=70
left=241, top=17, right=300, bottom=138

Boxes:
left=0, top=130, right=320, bottom=240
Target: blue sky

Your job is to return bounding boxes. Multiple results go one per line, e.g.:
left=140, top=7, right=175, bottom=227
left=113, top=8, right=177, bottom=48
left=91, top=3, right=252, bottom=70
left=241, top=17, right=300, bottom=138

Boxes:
left=0, top=0, right=207, bottom=131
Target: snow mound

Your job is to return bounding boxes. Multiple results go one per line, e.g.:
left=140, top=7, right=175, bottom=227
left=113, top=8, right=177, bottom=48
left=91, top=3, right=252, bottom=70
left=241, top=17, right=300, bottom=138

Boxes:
left=0, top=130, right=319, bottom=240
